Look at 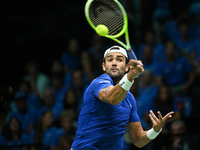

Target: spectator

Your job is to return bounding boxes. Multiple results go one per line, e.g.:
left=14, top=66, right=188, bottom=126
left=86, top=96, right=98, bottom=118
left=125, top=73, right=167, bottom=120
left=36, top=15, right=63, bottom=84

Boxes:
left=10, top=80, right=41, bottom=112
left=155, top=40, right=194, bottom=96
left=137, top=28, right=166, bottom=64
left=24, top=61, right=50, bottom=98
left=50, top=59, right=72, bottom=88
left=61, top=38, right=80, bottom=74
left=136, top=70, right=159, bottom=130
left=71, top=69, right=88, bottom=112
left=6, top=92, right=37, bottom=133
left=164, top=9, right=190, bottom=43
left=30, top=109, right=56, bottom=150
left=139, top=45, right=158, bottom=73
left=153, top=86, right=182, bottom=150
left=51, top=110, right=76, bottom=150
left=57, top=135, right=72, bottom=150
left=38, top=88, right=63, bottom=120
left=154, top=86, right=181, bottom=128
left=50, top=73, right=68, bottom=105
left=174, top=20, right=196, bottom=61
left=167, top=119, right=189, bottom=150
left=80, top=51, right=98, bottom=84
left=0, top=117, right=30, bottom=150
left=88, top=33, right=109, bottom=71
left=63, top=89, right=78, bottom=120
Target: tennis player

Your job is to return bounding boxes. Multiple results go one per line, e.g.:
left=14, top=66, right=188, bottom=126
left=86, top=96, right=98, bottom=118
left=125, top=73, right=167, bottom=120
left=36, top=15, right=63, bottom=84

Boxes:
left=71, top=46, right=174, bottom=150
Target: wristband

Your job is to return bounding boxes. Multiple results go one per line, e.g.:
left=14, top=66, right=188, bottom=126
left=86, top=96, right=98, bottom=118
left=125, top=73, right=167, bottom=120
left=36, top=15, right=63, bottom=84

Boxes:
left=119, top=74, right=134, bottom=91
left=147, top=128, right=162, bottom=140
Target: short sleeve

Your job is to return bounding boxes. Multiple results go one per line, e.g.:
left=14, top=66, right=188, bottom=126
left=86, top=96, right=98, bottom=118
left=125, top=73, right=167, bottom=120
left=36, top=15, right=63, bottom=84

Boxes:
left=128, top=93, right=140, bottom=122
left=91, top=74, right=113, bottom=98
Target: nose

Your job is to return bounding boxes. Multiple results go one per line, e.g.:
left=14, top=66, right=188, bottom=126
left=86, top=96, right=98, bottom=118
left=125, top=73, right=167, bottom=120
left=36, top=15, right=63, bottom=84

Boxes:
left=112, top=59, right=117, bottom=66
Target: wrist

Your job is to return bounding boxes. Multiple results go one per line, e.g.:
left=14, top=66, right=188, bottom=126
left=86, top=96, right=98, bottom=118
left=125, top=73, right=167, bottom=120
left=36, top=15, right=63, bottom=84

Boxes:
left=119, top=74, right=134, bottom=91
left=127, top=73, right=135, bottom=82
left=147, top=128, right=162, bottom=140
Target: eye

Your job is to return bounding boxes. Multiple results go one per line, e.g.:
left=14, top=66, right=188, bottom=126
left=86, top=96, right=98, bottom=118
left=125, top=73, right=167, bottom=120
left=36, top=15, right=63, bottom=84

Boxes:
left=107, top=58, right=112, bottom=62
left=117, top=58, right=123, bottom=62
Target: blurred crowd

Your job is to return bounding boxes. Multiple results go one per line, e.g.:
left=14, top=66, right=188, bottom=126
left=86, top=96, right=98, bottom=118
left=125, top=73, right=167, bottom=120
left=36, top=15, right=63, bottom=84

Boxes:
left=1, top=0, right=200, bottom=150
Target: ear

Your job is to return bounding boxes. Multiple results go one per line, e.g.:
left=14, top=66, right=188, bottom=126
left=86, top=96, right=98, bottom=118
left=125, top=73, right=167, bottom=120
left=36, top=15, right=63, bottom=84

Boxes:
left=125, top=63, right=129, bottom=72
left=102, top=62, right=106, bottom=71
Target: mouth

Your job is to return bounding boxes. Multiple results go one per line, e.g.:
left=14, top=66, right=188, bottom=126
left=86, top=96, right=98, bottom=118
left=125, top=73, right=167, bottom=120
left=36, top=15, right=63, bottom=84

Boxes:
left=111, top=68, right=119, bottom=72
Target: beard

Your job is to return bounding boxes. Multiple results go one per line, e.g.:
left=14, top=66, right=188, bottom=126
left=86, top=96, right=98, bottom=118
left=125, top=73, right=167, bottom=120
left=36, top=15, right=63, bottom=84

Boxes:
left=105, top=66, right=125, bottom=83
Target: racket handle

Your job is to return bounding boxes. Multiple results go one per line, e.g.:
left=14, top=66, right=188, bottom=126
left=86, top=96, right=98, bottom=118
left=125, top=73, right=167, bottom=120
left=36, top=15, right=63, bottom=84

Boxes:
left=127, top=49, right=138, bottom=60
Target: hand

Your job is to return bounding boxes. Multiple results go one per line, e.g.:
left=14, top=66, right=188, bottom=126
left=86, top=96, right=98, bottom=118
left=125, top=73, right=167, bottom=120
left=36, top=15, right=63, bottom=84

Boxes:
left=149, top=110, right=174, bottom=132
left=127, top=59, right=144, bottom=81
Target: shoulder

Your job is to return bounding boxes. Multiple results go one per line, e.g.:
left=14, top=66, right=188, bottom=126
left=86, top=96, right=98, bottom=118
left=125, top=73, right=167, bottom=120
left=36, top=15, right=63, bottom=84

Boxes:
left=90, top=74, right=114, bottom=85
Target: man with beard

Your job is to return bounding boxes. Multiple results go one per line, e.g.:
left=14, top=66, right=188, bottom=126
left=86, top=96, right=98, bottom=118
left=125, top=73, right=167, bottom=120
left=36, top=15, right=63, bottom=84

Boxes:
left=71, top=46, right=174, bottom=150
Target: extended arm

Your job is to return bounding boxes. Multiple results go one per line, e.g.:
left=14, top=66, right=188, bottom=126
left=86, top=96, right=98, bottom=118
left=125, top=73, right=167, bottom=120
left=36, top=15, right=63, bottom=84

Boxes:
left=127, top=110, right=174, bottom=148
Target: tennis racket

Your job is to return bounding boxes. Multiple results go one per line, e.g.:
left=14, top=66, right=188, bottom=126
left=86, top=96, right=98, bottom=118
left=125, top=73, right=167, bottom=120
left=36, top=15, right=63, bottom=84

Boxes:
left=84, top=0, right=138, bottom=60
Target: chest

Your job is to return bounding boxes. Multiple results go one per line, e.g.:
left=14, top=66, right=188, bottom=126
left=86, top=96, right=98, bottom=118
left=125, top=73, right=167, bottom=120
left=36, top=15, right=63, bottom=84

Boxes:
left=99, top=99, right=132, bottom=122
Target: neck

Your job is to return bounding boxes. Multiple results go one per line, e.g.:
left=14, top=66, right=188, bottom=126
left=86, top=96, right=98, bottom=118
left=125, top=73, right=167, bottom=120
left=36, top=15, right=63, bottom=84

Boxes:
left=111, top=75, right=123, bottom=84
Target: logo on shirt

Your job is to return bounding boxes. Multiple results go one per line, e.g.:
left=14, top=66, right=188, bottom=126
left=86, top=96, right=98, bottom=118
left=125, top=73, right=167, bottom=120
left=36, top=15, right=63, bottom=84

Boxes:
left=127, top=101, right=132, bottom=108
left=99, top=81, right=111, bottom=84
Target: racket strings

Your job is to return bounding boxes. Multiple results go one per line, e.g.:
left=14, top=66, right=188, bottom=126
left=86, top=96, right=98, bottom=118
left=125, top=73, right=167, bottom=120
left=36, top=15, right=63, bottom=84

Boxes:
left=89, top=0, right=124, bottom=36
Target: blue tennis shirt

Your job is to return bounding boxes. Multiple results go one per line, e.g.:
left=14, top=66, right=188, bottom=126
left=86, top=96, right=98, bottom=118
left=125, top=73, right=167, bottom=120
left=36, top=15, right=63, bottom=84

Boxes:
left=71, top=74, right=140, bottom=150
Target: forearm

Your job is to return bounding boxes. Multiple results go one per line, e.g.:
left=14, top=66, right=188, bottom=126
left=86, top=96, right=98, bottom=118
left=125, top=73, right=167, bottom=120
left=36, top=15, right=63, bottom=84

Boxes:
left=98, top=84, right=128, bottom=105
left=132, top=130, right=152, bottom=148
left=128, top=122, right=162, bottom=148
left=98, top=72, right=136, bottom=105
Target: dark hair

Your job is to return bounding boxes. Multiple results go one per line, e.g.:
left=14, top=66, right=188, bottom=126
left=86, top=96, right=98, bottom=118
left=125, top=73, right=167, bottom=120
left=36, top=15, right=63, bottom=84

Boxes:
left=1, top=117, right=23, bottom=141
left=155, top=86, right=173, bottom=110
left=34, top=109, right=53, bottom=145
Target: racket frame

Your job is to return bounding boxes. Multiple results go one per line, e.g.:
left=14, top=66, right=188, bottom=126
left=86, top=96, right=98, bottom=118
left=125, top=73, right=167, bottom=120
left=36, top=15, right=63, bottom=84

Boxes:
left=85, top=0, right=137, bottom=60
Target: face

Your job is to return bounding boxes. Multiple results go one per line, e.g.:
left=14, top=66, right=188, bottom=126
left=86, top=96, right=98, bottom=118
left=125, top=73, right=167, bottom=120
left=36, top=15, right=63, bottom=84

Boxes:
left=43, top=89, right=54, bottom=106
left=61, top=117, right=72, bottom=131
left=179, top=23, right=189, bottom=36
left=68, top=38, right=79, bottom=54
left=41, top=111, right=54, bottom=127
left=9, top=118, right=20, bottom=132
left=72, top=70, right=83, bottom=89
left=165, top=41, right=175, bottom=57
left=159, top=87, right=168, bottom=101
left=65, top=90, right=76, bottom=105
left=51, top=60, right=62, bottom=73
left=102, top=52, right=128, bottom=81
left=145, top=31, right=155, bottom=44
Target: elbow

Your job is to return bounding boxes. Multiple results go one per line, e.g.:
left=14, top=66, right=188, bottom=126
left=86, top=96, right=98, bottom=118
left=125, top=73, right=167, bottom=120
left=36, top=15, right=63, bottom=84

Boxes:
left=134, top=144, right=144, bottom=149
left=108, top=100, right=119, bottom=105
left=132, top=139, right=145, bottom=149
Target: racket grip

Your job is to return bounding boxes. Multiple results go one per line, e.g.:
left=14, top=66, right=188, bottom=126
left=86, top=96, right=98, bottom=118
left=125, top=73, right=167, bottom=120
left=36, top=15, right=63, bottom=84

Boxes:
left=127, top=49, right=138, bottom=60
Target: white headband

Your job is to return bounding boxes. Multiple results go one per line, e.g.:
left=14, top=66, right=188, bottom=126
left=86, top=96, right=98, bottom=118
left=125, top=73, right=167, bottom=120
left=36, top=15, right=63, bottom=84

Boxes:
left=104, top=45, right=128, bottom=58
